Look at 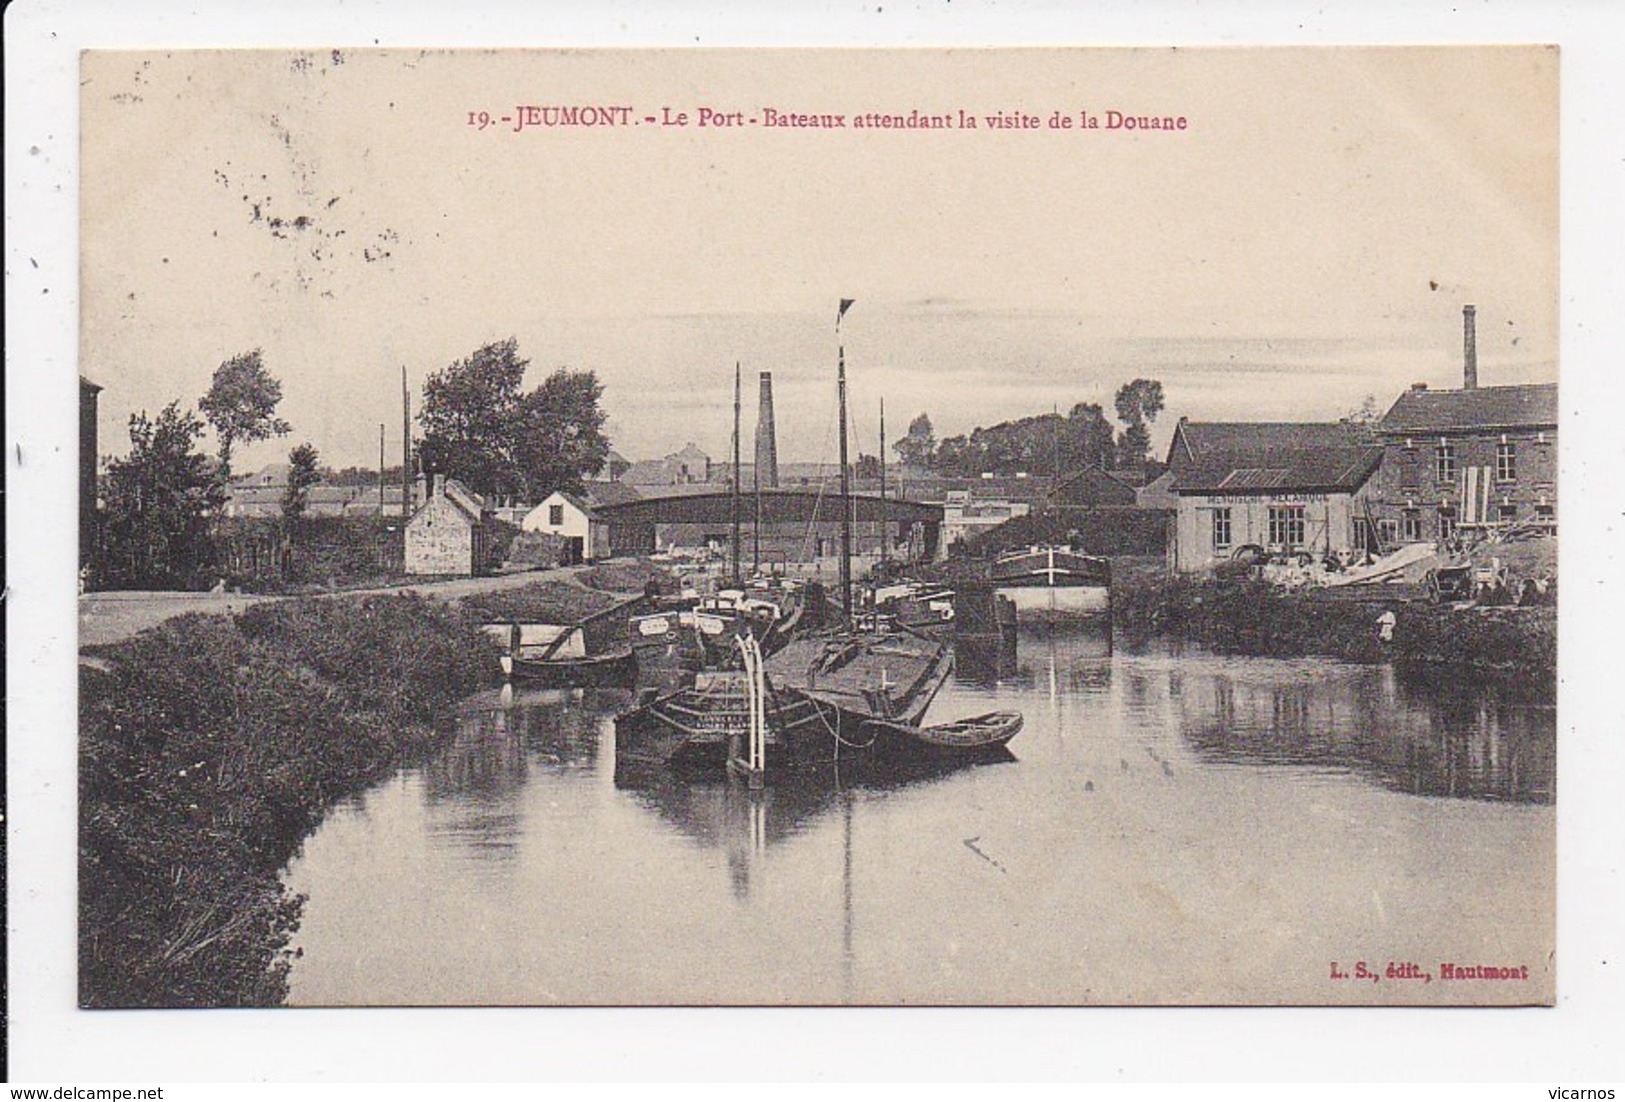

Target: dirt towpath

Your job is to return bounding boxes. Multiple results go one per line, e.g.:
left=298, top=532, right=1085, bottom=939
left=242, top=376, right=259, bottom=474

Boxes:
left=78, top=567, right=601, bottom=649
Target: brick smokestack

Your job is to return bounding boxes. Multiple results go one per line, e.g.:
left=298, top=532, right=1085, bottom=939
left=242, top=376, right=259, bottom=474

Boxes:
left=1463, top=304, right=1478, bottom=390
left=755, top=371, right=779, bottom=489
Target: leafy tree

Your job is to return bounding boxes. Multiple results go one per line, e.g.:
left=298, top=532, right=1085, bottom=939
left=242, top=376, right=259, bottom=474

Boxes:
left=1113, top=378, right=1165, bottom=468
left=281, top=443, right=322, bottom=522
left=417, top=338, right=610, bottom=501
left=894, top=413, right=936, bottom=468
left=417, top=339, right=528, bottom=498
left=99, top=402, right=225, bottom=589
left=199, top=350, right=291, bottom=481
left=1064, top=402, right=1117, bottom=471
left=512, top=368, right=609, bottom=499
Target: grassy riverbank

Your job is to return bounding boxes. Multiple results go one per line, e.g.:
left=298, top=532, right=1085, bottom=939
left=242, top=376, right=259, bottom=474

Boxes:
left=78, top=594, right=501, bottom=1007
left=1112, top=572, right=1556, bottom=687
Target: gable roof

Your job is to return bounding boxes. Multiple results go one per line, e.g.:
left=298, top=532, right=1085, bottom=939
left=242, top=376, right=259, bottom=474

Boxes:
left=1378, top=383, right=1557, bottom=435
left=581, top=480, right=643, bottom=507
left=434, top=478, right=486, bottom=522
left=1167, top=420, right=1381, bottom=495
left=1049, top=466, right=1140, bottom=507
left=1167, top=421, right=1365, bottom=469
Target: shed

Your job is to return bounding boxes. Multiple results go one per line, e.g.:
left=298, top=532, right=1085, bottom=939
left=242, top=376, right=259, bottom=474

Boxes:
left=405, top=475, right=492, bottom=576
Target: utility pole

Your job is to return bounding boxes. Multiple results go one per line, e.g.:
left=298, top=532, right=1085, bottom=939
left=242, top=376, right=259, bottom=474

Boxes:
left=378, top=423, right=386, bottom=517
left=401, top=365, right=412, bottom=521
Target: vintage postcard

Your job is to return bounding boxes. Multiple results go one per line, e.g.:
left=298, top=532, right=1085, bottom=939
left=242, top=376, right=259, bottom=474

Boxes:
left=76, top=45, right=1557, bottom=1010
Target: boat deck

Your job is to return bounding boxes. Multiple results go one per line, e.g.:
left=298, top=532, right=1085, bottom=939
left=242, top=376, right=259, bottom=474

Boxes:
left=764, top=633, right=948, bottom=717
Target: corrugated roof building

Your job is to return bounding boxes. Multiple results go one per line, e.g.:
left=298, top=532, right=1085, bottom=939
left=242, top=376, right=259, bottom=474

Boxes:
left=1165, top=419, right=1383, bottom=572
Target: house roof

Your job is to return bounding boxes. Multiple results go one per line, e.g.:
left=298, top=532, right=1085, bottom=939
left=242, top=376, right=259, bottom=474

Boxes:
left=593, top=488, right=943, bottom=526
left=1049, top=466, right=1140, bottom=507
left=1168, top=420, right=1381, bottom=495
left=1135, top=469, right=1179, bottom=510
left=581, top=480, right=643, bottom=507
left=1167, top=421, right=1365, bottom=469
left=233, top=461, right=293, bottom=488
left=621, top=459, right=683, bottom=485
left=442, top=478, right=487, bottom=519
left=1377, top=383, right=1557, bottom=435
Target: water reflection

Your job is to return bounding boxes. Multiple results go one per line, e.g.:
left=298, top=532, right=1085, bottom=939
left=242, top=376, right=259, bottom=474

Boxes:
left=612, top=752, right=1018, bottom=900
left=286, top=623, right=1555, bottom=1005
left=1164, top=655, right=1554, bottom=804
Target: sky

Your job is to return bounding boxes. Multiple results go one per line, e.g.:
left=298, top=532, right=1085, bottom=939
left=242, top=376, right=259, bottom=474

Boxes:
left=81, top=46, right=1558, bottom=474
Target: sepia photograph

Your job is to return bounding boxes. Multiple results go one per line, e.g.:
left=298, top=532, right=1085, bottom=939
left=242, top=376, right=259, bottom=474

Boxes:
left=70, top=44, right=1562, bottom=1012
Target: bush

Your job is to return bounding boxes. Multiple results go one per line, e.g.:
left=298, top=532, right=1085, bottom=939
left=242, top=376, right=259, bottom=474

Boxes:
left=79, top=596, right=501, bottom=1007
left=505, top=530, right=567, bottom=567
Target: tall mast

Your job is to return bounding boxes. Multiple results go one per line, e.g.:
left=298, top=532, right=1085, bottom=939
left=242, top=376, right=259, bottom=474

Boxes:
left=878, top=398, right=888, bottom=566
left=838, top=344, right=852, bottom=618
left=752, top=382, right=762, bottom=576
left=731, top=362, right=742, bottom=583
left=401, top=366, right=412, bottom=521
left=836, top=299, right=855, bottom=618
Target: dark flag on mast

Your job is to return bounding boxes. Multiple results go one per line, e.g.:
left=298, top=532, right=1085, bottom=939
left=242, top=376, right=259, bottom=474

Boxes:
left=837, top=298, right=856, bottom=329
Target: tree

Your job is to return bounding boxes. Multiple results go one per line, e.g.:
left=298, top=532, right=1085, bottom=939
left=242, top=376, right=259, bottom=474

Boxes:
left=894, top=413, right=936, bottom=469
left=417, top=338, right=610, bottom=501
left=417, top=339, right=529, bottom=498
left=854, top=453, right=881, bottom=480
left=1064, top=402, right=1116, bottom=471
left=512, top=368, right=610, bottom=499
left=99, top=402, right=226, bottom=589
left=199, top=350, right=291, bottom=481
left=281, top=443, right=321, bottom=522
left=1113, top=378, right=1165, bottom=468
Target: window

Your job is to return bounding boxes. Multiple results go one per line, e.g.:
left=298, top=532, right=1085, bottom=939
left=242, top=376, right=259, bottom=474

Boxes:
left=1379, top=518, right=1399, bottom=545
left=1401, top=510, right=1424, bottom=542
left=1398, top=452, right=1420, bottom=489
left=1438, top=507, right=1457, bottom=541
left=1267, top=505, right=1306, bottom=548
left=549, top=504, right=564, bottom=526
left=1497, top=504, right=1519, bottom=524
left=1534, top=504, right=1555, bottom=527
left=1435, top=442, right=1457, bottom=483
left=1496, top=441, right=1517, bottom=482
left=1211, top=507, right=1232, bottom=551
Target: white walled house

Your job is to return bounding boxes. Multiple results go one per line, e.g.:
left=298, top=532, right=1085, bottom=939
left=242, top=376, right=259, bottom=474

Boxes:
left=1166, top=421, right=1382, bottom=573
left=521, top=490, right=610, bottom=564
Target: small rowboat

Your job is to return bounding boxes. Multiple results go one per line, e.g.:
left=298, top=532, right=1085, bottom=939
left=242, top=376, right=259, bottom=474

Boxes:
left=504, top=649, right=637, bottom=689
left=484, top=621, right=639, bottom=689
left=864, top=710, right=1023, bottom=757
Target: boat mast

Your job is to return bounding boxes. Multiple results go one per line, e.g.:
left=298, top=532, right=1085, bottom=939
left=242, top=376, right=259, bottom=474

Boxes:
left=752, top=378, right=762, bottom=576
left=401, top=365, right=412, bottom=521
left=878, top=397, right=888, bottom=567
left=837, top=300, right=855, bottom=619
left=731, top=362, right=742, bottom=584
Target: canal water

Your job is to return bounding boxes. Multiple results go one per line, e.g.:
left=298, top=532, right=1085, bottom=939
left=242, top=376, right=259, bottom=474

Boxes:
left=284, top=631, right=1555, bottom=1006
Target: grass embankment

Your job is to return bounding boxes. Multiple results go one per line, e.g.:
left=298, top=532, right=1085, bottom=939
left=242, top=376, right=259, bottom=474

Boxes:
left=1111, top=573, right=1556, bottom=686
left=79, top=568, right=676, bottom=1007
left=79, top=594, right=499, bottom=1008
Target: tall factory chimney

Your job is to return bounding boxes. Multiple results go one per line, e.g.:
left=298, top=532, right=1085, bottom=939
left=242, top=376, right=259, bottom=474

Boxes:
left=1463, top=304, right=1478, bottom=390
left=755, top=371, right=779, bottom=489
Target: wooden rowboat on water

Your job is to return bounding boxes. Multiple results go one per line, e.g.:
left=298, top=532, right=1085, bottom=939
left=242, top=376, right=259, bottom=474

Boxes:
left=863, top=710, right=1023, bottom=756
left=483, top=621, right=638, bottom=689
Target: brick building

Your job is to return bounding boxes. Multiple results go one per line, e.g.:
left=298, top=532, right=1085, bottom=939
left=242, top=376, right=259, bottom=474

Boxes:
left=1368, top=382, right=1557, bottom=546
